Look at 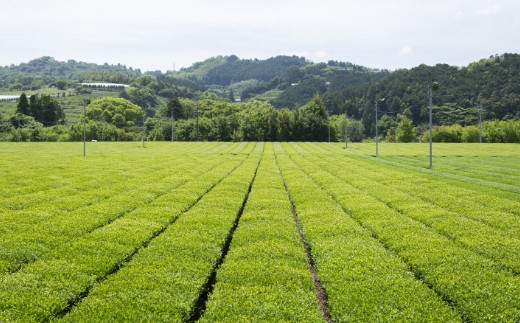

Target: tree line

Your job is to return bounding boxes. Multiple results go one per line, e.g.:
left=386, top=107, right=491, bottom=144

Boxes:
left=2, top=92, right=520, bottom=143
left=0, top=56, right=142, bottom=90
left=2, top=53, right=520, bottom=143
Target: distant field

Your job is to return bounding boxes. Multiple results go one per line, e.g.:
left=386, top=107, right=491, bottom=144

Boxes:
left=0, top=142, right=519, bottom=322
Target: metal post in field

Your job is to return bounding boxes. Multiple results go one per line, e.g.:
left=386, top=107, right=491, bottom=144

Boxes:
left=344, top=110, right=348, bottom=149
left=142, top=119, right=146, bottom=148
left=17, top=113, right=21, bottom=142
left=429, top=82, right=439, bottom=168
left=328, top=110, right=330, bottom=143
left=83, top=100, right=87, bottom=157
left=375, top=98, right=385, bottom=156
left=479, top=99, right=483, bottom=144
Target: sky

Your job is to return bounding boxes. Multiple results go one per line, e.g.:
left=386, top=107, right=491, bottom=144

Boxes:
left=1, top=0, right=519, bottom=72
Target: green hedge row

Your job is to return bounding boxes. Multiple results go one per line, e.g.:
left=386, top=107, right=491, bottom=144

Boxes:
left=276, top=143, right=459, bottom=322
left=58, top=145, right=263, bottom=321
left=0, top=146, right=253, bottom=321
left=286, top=142, right=520, bottom=322
left=301, top=145, right=520, bottom=274
left=201, top=143, right=324, bottom=322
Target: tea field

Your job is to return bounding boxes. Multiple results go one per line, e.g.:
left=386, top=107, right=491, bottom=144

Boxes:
left=0, top=142, right=519, bottom=322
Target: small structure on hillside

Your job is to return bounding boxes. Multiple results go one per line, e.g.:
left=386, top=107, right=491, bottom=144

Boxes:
left=0, top=95, right=20, bottom=102
left=80, top=83, right=130, bottom=90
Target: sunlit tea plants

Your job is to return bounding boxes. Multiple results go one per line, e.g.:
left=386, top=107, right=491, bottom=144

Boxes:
left=0, top=142, right=519, bottom=322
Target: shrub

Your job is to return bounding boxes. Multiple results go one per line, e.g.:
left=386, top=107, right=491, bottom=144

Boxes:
left=462, top=125, right=481, bottom=142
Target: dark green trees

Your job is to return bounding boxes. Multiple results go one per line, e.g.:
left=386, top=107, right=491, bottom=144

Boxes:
left=17, top=94, right=65, bottom=126
left=16, top=93, right=30, bottom=115
left=293, top=94, right=329, bottom=141
left=165, top=97, right=184, bottom=119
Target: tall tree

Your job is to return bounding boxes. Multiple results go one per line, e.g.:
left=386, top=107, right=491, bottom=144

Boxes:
left=37, top=95, right=65, bottom=126
left=29, top=95, right=38, bottom=118
left=294, top=94, right=329, bottom=141
left=166, top=97, right=184, bottom=119
left=16, top=93, right=30, bottom=115
left=396, top=115, right=416, bottom=142
left=228, top=89, right=235, bottom=102
left=239, top=100, right=278, bottom=141
left=87, top=97, right=143, bottom=128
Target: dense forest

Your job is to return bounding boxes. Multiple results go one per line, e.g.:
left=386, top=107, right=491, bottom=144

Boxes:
left=0, top=56, right=142, bottom=89
left=334, top=54, right=520, bottom=138
left=174, top=55, right=308, bottom=85
left=1, top=53, right=519, bottom=142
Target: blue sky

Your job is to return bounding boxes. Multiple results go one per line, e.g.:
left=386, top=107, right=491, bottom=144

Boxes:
left=1, top=0, right=519, bottom=72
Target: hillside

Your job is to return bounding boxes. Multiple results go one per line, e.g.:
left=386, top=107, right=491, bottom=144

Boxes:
left=332, top=53, right=520, bottom=138
left=1, top=54, right=519, bottom=142
left=170, top=55, right=390, bottom=109
left=0, top=56, right=142, bottom=89
left=173, top=55, right=308, bottom=85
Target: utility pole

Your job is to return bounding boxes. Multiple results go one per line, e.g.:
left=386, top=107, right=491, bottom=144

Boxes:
left=172, top=110, right=175, bottom=142
left=375, top=98, right=385, bottom=156
left=17, top=113, right=21, bottom=142
left=429, top=82, right=439, bottom=169
left=344, top=110, right=348, bottom=149
left=479, top=99, right=483, bottom=144
left=142, top=118, right=146, bottom=148
left=195, top=98, right=200, bottom=141
left=83, top=100, right=87, bottom=157
left=328, top=110, right=330, bottom=143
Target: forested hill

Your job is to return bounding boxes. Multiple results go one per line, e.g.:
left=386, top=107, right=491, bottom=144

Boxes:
left=2, top=54, right=519, bottom=127
left=170, top=55, right=390, bottom=109
left=0, top=56, right=142, bottom=88
left=173, top=55, right=308, bottom=85
left=331, top=53, right=520, bottom=137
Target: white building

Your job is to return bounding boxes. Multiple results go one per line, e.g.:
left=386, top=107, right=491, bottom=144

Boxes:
left=0, top=95, right=20, bottom=102
left=80, top=83, right=130, bottom=89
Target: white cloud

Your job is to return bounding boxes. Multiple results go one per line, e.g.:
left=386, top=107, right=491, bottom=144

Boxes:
left=1, top=0, right=520, bottom=71
left=474, top=5, right=502, bottom=16
left=399, top=46, right=414, bottom=57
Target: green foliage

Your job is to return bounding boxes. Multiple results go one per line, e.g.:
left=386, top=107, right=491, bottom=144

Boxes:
left=238, top=100, right=278, bottom=141
left=431, top=125, right=463, bottom=142
left=201, top=147, right=323, bottom=322
left=277, top=145, right=461, bottom=322
left=227, top=88, right=235, bottom=102
left=19, top=94, right=65, bottom=126
left=119, top=86, right=157, bottom=117
left=87, top=97, right=143, bottom=128
left=0, top=56, right=141, bottom=86
left=16, top=93, right=30, bottom=115
left=176, top=55, right=307, bottom=86
left=416, top=120, right=520, bottom=143
left=396, top=115, right=416, bottom=142
left=55, top=80, right=68, bottom=90
left=338, top=53, right=520, bottom=137
left=329, top=114, right=365, bottom=142
left=167, top=97, right=185, bottom=119
left=9, top=83, right=23, bottom=91
left=79, top=69, right=136, bottom=84
left=292, top=94, right=329, bottom=141
left=287, top=142, right=520, bottom=322
left=1, top=142, right=520, bottom=321
left=461, top=125, right=480, bottom=142
left=271, top=74, right=327, bottom=109
left=484, top=119, right=520, bottom=143
left=3, top=53, right=520, bottom=143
